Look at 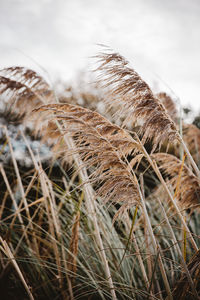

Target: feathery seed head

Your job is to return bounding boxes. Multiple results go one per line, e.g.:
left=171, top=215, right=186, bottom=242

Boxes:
left=94, top=50, right=179, bottom=149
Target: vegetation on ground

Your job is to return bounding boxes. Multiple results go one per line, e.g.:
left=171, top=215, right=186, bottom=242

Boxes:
left=0, top=49, right=200, bottom=300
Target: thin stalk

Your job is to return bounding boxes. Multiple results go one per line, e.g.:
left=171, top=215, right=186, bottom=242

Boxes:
left=135, top=136, right=198, bottom=251
left=39, top=165, right=63, bottom=290
left=140, top=175, right=162, bottom=298
left=147, top=251, right=160, bottom=300
left=117, top=206, right=138, bottom=269
left=152, top=161, right=198, bottom=251
left=52, top=90, right=116, bottom=299
left=117, top=207, right=153, bottom=295
left=179, top=106, right=184, bottom=161
left=0, top=190, right=8, bottom=219
left=0, top=163, right=31, bottom=249
left=4, top=127, right=30, bottom=218
left=157, top=198, right=198, bottom=299
left=137, top=179, right=173, bottom=300
left=183, top=214, right=187, bottom=262
left=0, top=164, right=25, bottom=227
left=3, top=127, right=42, bottom=253
left=55, top=121, right=117, bottom=300
left=174, top=153, right=188, bottom=262
left=179, top=135, right=200, bottom=178
left=23, top=118, right=116, bottom=299
left=21, top=133, right=63, bottom=291
left=132, top=231, right=151, bottom=292
left=10, top=171, right=38, bottom=228
left=0, top=237, right=34, bottom=300
left=1, top=198, right=44, bottom=224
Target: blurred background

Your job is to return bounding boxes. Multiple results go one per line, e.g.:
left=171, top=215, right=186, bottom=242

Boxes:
left=0, top=0, right=200, bottom=112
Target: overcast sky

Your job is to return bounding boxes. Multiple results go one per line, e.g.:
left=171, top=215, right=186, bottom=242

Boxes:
left=0, top=0, right=200, bottom=112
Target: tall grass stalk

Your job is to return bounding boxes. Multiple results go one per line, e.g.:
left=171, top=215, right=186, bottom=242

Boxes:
left=61, top=133, right=117, bottom=300
left=23, top=118, right=117, bottom=300
left=0, top=237, right=34, bottom=300
left=135, top=135, right=198, bottom=251
left=0, top=55, right=200, bottom=299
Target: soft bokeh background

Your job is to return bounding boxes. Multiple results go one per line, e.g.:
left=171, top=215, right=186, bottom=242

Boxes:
left=0, top=0, right=200, bottom=112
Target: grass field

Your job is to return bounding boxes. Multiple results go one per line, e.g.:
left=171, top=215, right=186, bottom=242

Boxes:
left=0, top=50, right=200, bottom=300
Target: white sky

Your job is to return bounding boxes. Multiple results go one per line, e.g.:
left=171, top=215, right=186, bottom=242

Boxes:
left=0, top=0, right=200, bottom=113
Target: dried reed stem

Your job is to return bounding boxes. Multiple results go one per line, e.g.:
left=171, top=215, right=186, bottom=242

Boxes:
left=0, top=237, right=34, bottom=300
left=138, top=184, right=173, bottom=300
left=179, top=135, right=200, bottom=178
left=132, top=231, right=151, bottom=292
left=4, top=127, right=30, bottom=218
left=153, top=161, right=198, bottom=250
left=136, top=137, right=198, bottom=251
left=33, top=105, right=117, bottom=299
left=61, top=132, right=117, bottom=300
left=157, top=198, right=198, bottom=298
left=0, top=164, right=25, bottom=226
left=21, top=133, right=64, bottom=291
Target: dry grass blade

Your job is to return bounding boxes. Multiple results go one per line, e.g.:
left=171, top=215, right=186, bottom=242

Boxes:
left=152, top=153, right=200, bottom=208
left=67, top=189, right=84, bottom=286
left=0, top=237, right=34, bottom=300
left=156, top=92, right=178, bottom=123
left=94, top=50, right=179, bottom=148
left=67, top=211, right=81, bottom=277
left=34, top=103, right=175, bottom=299
left=0, top=66, right=53, bottom=117
left=33, top=103, right=125, bottom=300
left=172, top=249, right=200, bottom=300
left=34, top=103, right=142, bottom=214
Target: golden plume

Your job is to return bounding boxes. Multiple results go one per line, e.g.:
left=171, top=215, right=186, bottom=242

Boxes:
left=94, top=51, right=179, bottom=148
left=33, top=103, right=142, bottom=213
